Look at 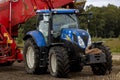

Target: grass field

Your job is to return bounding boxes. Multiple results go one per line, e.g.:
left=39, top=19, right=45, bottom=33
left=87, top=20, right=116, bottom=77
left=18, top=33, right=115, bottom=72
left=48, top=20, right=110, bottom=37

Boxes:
left=92, top=38, right=120, bottom=53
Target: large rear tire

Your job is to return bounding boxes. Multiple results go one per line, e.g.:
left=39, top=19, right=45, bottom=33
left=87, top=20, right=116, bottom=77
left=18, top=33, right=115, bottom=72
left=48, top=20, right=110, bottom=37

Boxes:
left=23, top=38, right=47, bottom=74
left=90, top=45, right=112, bottom=75
left=48, top=46, right=70, bottom=78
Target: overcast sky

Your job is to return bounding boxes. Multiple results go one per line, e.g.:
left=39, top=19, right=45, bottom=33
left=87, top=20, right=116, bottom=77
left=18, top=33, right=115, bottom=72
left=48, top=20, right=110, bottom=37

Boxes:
left=85, top=0, right=120, bottom=7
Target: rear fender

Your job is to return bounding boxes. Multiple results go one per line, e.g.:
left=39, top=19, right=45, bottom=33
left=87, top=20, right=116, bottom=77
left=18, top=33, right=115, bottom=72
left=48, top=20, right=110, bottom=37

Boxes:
left=23, top=30, right=46, bottom=47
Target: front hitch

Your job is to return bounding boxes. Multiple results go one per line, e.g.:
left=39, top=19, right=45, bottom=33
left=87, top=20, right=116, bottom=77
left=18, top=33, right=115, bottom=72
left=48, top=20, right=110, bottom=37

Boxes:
left=84, top=45, right=106, bottom=64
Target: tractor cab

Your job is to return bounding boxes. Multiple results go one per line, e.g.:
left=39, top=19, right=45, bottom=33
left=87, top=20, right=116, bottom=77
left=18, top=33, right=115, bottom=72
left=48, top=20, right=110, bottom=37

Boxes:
left=36, top=9, right=91, bottom=49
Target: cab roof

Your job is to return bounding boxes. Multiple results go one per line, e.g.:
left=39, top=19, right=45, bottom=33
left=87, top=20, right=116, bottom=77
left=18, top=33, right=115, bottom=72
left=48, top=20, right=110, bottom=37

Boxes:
left=36, top=9, right=79, bottom=14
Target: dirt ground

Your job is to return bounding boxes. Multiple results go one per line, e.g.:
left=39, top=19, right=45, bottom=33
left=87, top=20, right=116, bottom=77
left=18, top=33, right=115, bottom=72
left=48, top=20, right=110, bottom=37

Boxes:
left=0, top=60, right=120, bottom=80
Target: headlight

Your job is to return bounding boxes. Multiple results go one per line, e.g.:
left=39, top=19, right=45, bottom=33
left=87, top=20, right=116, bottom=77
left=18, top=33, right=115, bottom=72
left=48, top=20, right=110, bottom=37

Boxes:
left=87, top=35, right=92, bottom=46
left=78, top=36, right=85, bottom=48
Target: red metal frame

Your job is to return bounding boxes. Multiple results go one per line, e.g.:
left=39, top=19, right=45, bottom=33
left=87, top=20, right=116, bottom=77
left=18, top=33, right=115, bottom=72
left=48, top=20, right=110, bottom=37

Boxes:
left=0, top=24, right=23, bottom=63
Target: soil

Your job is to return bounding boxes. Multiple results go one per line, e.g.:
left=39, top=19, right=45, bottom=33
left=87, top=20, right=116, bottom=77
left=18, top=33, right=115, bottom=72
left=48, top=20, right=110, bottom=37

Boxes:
left=0, top=61, right=120, bottom=80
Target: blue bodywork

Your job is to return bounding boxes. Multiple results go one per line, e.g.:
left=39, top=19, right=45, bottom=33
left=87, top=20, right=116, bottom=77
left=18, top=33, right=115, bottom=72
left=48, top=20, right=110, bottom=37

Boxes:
left=24, top=30, right=46, bottom=47
left=36, top=9, right=79, bottom=14
left=61, top=28, right=90, bottom=49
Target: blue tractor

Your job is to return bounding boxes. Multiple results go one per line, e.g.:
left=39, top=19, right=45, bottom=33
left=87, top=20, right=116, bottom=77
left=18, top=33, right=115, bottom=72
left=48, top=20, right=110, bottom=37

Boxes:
left=23, top=9, right=112, bottom=78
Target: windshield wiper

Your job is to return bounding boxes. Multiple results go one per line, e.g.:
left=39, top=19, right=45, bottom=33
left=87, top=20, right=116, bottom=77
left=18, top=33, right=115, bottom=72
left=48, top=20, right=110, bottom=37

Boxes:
left=66, top=14, right=76, bottom=21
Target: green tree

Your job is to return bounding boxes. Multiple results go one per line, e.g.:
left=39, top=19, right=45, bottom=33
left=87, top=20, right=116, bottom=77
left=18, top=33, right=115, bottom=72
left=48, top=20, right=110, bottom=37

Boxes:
left=83, top=4, right=120, bottom=38
left=17, top=16, right=37, bottom=43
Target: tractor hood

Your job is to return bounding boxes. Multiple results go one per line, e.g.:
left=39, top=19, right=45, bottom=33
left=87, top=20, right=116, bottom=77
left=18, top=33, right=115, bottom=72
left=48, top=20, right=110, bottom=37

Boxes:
left=61, top=28, right=91, bottom=49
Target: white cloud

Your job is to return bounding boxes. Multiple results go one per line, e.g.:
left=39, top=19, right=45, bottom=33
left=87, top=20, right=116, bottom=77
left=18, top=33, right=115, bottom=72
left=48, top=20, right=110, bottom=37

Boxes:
left=85, top=0, right=120, bottom=7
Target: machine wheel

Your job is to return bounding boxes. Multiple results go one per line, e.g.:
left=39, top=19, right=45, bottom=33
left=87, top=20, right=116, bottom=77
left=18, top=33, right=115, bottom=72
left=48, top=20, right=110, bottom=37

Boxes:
left=90, top=45, right=112, bottom=75
left=23, top=38, right=47, bottom=74
left=48, top=46, right=70, bottom=78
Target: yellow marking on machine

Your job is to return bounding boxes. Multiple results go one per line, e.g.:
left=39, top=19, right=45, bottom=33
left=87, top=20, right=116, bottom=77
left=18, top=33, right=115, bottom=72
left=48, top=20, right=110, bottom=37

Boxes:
left=4, top=33, right=13, bottom=44
left=66, top=35, right=71, bottom=41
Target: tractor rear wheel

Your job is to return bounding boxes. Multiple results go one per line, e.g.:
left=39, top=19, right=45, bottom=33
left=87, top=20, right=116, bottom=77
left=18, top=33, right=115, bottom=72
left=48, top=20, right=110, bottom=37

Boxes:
left=23, top=38, right=47, bottom=74
left=48, top=46, right=70, bottom=78
left=90, top=45, right=112, bottom=75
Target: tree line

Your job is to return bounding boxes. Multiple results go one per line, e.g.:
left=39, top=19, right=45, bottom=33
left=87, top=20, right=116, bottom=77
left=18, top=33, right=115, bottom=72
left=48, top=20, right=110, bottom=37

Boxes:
left=79, top=4, right=120, bottom=38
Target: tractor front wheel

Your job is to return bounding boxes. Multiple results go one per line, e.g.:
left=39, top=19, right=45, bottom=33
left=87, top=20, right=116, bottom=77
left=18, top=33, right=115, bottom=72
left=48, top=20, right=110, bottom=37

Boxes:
left=48, top=46, right=70, bottom=78
left=90, top=45, right=112, bottom=75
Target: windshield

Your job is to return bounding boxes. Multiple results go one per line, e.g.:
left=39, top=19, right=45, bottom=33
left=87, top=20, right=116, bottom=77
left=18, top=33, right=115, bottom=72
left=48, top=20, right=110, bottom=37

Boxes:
left=53, top=14, right=78, bottom=32
left=38, top=13, right=79, bottom=41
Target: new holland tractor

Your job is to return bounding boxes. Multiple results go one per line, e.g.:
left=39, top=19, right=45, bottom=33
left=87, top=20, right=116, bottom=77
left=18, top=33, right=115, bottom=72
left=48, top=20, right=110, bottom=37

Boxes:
left=23, top=9, right=112, bottom=78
